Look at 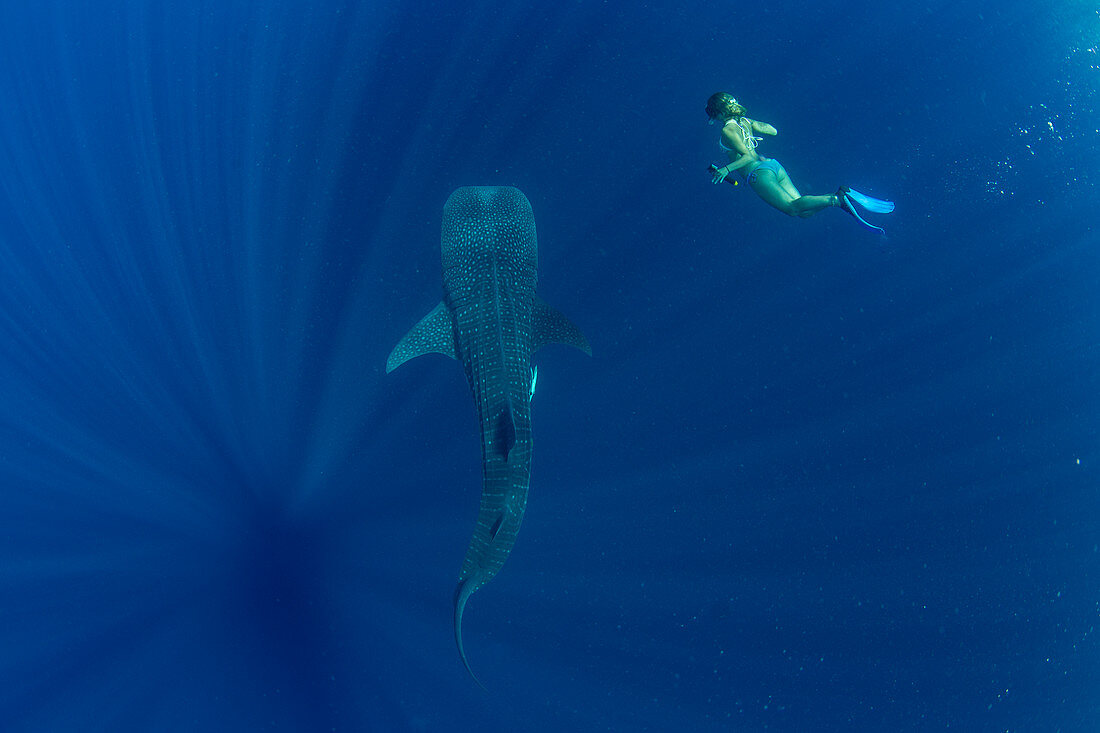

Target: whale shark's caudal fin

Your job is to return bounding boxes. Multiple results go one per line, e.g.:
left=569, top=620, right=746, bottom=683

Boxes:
left=454, top=578, right=488, bottom=691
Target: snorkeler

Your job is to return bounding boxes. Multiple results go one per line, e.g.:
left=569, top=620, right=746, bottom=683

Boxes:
left=705, top=92, right=894, bottom=233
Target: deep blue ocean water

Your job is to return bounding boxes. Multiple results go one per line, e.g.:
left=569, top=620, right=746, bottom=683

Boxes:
left=0, top=1, right=1097, bottom=731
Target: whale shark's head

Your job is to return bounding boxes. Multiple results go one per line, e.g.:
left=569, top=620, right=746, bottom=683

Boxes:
left=440, top=186, right=537, bottom=268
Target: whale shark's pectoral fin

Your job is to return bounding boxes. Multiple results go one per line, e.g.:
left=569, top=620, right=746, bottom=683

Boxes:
left=532, top=297, right=591, bottom=356
left=386, top=302, right=457, bottom=373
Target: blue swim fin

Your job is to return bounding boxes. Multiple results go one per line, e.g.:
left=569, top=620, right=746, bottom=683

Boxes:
left=845, top=187, right=895, bottom=214
left=837, top=186, right=893, bottom=234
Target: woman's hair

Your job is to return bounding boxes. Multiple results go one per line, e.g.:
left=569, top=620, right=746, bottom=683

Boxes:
left=705, top=92, right=746, bottom=121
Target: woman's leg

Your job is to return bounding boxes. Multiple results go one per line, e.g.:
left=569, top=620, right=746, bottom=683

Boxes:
left=751, top=168, right=837, bottom=218
left=789, top=193, right=837, bottom=217
left=749, top=171, right=799, bottom=214
left=775, top=168, right=802, bottom=199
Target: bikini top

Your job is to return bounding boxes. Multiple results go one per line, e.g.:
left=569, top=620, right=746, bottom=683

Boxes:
left=719, top=117, right=763, bottom=153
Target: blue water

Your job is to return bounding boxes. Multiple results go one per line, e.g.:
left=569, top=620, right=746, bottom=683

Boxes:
left=1, top=2, right=1097, bottom=731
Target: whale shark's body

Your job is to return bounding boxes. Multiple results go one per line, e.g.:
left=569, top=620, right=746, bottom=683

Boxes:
left=386, top=186, right=589, bottom=684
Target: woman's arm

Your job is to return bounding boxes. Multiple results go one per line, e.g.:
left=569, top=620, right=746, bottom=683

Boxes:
left=712, top=125, right=757, bottom=183
left=711, top=151, right=756, bottom=183
left=752, top=119, right=778, bottom=136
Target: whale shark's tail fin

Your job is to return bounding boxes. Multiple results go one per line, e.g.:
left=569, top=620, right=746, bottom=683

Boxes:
left=454, top=578, right=488, bottom=691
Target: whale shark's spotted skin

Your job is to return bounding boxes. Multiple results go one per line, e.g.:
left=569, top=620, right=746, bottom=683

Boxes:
left=387, top=187, right=589, bottom=685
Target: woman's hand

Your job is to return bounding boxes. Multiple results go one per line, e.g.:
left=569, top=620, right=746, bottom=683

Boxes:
left=711, top=165, right=730, bottom=184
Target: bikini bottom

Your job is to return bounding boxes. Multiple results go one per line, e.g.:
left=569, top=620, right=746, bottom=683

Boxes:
left=742, top=158, right=786, bottom=184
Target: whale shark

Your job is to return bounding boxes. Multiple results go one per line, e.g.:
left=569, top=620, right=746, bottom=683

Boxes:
left=386, top=186, right=590, bottom=685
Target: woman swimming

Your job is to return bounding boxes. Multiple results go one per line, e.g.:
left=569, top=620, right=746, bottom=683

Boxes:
left=705, top=92, right=893, bottom=231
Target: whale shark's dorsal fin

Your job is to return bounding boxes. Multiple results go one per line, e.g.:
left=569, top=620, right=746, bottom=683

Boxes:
left=531, top=297, right=591, bottom=355
left=386, top=302, right=457, bottom=373
left=488, top=510, right=505, bottom=541
left=495, top=400, right=517, bottom=462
